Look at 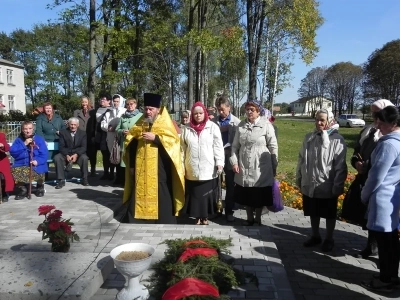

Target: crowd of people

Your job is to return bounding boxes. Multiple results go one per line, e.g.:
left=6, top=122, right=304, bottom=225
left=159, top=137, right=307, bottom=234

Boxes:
left=0, top=94, right=399, bottom=291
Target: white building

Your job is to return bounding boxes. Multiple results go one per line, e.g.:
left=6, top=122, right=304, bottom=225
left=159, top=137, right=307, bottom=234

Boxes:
left=290, top=96, right=332, bottom=115
left=0, top=59, right=26, bottom=114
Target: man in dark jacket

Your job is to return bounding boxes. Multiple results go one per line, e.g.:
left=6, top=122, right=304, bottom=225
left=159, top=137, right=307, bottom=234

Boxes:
left=54, top=117, right=89, bottom=188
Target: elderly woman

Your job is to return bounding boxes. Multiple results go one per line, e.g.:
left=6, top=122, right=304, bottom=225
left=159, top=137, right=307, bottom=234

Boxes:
left=10, top=121, right=48, bottom=199
left=35, top=102, right=65, bottom=161
left=360, top=106, right=400, bottom=292
left=181, top=102, right=224, bottom=225
left=74, top=96, right=97, bottom=177
left=296, top=109, right=347, bottom=252
left=230, top=100, right=278, bottom=226
left=0, top=132, right=14, bottom=202
left=115, top=98, right=142, bottom=186
left=179, top=110, right=190, bottom=128
left=342, top=99, right=395, bottom=259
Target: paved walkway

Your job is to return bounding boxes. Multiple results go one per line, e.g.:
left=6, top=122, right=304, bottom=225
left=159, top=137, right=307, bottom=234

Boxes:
left=0, top=168, right=398, bottom=300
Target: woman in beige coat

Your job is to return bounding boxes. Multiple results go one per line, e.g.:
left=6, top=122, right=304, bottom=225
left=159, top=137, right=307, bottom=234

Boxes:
left=230, top=100, right=278, bottom=225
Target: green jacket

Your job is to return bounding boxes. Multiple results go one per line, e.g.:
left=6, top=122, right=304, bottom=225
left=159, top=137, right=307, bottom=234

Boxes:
left=115, top=111, right=143, bottom=167
left=35, top=113, right=66, bottom=142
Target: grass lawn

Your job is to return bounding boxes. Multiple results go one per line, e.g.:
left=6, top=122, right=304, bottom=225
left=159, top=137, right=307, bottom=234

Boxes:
left=275, top=118, right=362, bottom=176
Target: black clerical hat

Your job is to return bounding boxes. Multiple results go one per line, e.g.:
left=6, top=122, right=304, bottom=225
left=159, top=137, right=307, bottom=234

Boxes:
left=143, top=93, right=162, bottom=108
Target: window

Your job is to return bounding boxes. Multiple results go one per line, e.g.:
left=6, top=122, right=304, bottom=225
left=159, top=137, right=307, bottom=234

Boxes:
left=8, top=95, right=15, bottom=110
left=0, top=94, right=3, bottom=103
left=6, top=69, right=13, bottom=85
left=0, top=67, right=3, bottom=82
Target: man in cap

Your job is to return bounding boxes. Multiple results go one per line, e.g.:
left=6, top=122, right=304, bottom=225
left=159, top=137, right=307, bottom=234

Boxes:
left=123, top=93, right=185, bottom=224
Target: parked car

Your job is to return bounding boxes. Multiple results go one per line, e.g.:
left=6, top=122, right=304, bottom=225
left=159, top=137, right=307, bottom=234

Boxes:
left=336, top=114, right=365, bottom=128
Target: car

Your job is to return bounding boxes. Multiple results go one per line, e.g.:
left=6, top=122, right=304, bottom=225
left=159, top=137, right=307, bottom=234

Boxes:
left=336, top=114, right=365, bottom=128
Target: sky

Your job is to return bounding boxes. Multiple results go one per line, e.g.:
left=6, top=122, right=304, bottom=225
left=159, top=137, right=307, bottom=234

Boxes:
left=2, top=0, right=400, bottom=104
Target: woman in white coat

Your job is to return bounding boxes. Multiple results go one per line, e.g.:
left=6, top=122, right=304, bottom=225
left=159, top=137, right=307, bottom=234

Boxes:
left=230, top=100, right=278, bottom=226
left=181, top=102, right=224, bottom=225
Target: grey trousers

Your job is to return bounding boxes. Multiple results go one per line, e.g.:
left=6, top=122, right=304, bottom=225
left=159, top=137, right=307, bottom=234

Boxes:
left=54, top=153, right=88, bottom=180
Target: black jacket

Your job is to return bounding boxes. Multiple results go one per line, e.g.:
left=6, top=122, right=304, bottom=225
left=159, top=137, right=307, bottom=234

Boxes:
left=58, top=128, right=87, bottom=156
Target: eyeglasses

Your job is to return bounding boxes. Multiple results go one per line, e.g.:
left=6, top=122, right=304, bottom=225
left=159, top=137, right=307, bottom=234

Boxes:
left=246, top=108, right=256, bottom=112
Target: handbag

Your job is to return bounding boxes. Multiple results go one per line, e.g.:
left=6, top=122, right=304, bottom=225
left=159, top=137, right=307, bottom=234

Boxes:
left=341, top=175, right=366, bottom=226
left=110, top=136, right=121, bottom=165
left=267, top=180, right=284, bottom=213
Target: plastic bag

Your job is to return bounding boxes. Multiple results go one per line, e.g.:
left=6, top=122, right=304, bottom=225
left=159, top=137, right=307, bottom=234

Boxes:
left=267, top=180, right=284, bottom=213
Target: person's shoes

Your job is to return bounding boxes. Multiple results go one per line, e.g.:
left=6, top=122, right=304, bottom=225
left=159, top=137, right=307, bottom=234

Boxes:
left=1, top=193, right=8, bottom=203
left=55, top=180, right=65, bottom=189
left=108, top=173, right=114, bottom=180
left=35, top=184, right=45, bottom=197
left=90, top=168, right=96, bottom=177
left=321, top=239, right=334, bottom=252
left=373, top=274, right=400, bottom=287
left=361, top=278, right=393, bottom=293
left=100, top=174, right=109, bottom=180
left=226, top=214, right=234, bottom=222
left=355, top=246, right=377, bottom=259
left=82, top=178, right=89, bottom=186
left=303, top=236, right=322, bottom=247
left=65, top=161, right=73, bottom=172
left=14, top=186, right=27, bottom=200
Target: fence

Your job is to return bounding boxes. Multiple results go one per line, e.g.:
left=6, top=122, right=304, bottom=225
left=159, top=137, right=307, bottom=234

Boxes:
left=0, top=121, right=36, bottom=142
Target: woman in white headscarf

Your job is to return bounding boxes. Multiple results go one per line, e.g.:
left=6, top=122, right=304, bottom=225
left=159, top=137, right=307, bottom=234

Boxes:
left=342, top=99, right=395, bottom=259
left=296, top=109, right=348, bottom=252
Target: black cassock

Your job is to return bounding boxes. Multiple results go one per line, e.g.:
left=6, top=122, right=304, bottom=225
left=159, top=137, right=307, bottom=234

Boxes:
left=128, top=136, right=176, bottom=224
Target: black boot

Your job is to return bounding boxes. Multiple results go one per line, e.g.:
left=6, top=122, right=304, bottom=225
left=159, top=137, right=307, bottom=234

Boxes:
left=15, top=186, right=27, bottom=200
left=356, top=230, right=378, bottom=258
left=35, top=183, right=45, bottom=197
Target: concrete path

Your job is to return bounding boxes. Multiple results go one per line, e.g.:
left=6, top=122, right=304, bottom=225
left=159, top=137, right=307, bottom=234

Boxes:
left=0, top=168, right=398, bottom=300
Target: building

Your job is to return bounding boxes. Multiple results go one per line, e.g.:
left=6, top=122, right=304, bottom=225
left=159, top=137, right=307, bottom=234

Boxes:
left=0, top=59, right=26, bottom=114
left=290, top=96, right=332, bottom=115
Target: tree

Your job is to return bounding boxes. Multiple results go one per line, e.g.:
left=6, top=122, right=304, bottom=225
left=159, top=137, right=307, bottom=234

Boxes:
left=324, top=62, right=363, bottom=115
left=363, top=39, right=400, bottom=105
left=246, top=0, right=323, bottom=102
left=298, top=66, right=327, bottom=112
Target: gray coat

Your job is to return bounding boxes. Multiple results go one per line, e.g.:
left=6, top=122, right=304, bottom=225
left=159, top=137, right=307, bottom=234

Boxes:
left=214, top=113, right=241, bottom=170
left=296, top=130, right=348, bottom=199
left=230, top=117, right=278, bottom=187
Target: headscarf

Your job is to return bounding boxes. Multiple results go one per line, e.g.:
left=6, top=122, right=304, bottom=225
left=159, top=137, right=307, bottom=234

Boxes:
left=245, top=99, right=265, bottom=116
left=359, top=99, right=395, bottom=145
left=113, top=94, right=126, bottom=108
left=308, top=109, right=339, bottom=148
left=190, top=102, right=209, bottom=135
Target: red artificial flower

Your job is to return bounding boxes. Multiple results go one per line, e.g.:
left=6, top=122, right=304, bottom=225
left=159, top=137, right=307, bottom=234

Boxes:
left=47, top=210, right=62, bottom=220
left=59, top=222, right=72, bottom=234
left=38, top=205, right=56, bottom=216
left=48, top=221, right=61, bottom=231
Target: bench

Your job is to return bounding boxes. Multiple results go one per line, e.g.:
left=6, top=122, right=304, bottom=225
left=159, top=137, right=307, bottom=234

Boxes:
left=7, top=141, right=81, bottom=184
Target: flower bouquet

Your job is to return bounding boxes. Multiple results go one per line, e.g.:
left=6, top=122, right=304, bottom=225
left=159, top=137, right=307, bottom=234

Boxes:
left=37, top=205, right=80, bottom=252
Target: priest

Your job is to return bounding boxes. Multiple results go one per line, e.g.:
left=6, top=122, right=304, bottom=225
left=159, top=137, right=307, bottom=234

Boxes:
left=123, top=93, right=185, bottom=224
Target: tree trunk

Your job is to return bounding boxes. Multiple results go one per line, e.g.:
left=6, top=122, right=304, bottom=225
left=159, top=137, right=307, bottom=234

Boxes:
left=186, top=0, right=196, bottom=109
left=88, top=0, right=96, bottom=106
left=270, top=41, right=280, bottom=114
left=110, top=0, right=121, bottom=95
left=203, top=52, right=208, bottom=104
left=261, top=28, right=269, bottom=102
left=246, top=0, right=266, bottom=100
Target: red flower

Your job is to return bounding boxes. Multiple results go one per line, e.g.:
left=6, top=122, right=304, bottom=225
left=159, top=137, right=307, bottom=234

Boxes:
left=38, top=205, right=56, bottom=216
left=48, top=221, right=61, bottom=231
left=59, top=222, right=72, bottom=234
left=47, top=210, right=62, bottom=220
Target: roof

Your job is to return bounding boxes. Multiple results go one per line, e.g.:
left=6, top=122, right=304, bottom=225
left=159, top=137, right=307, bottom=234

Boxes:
left=0, top=58, right=24, bottom=69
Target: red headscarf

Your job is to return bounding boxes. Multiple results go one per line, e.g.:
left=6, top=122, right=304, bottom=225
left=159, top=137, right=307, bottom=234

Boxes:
left=190, top=102, right=209, bottom=135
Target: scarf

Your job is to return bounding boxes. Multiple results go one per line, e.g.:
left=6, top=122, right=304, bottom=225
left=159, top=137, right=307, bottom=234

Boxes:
left=245, top=99, right=265, bottom=116
left=308, top=109, right=339, bottom=148
left=124, top=109, right=140, bottom=118
left=359, top=125, right=381, bottom=146
left=190, top=101, right=209, bottom=135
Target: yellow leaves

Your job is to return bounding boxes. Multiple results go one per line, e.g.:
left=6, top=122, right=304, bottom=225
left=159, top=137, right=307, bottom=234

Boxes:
left=24, top=281, right=33, bottom=287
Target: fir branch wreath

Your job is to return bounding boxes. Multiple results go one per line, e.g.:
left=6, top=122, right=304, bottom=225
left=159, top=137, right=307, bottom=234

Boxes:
left=145, top=236, right=258, bottom=300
